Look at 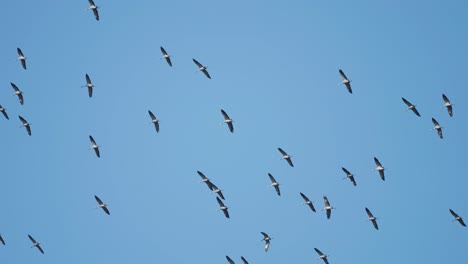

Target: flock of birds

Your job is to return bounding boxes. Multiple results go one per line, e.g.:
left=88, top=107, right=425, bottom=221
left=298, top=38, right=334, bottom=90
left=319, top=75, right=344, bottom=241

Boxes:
left=1, top=1, right=465, bottom=262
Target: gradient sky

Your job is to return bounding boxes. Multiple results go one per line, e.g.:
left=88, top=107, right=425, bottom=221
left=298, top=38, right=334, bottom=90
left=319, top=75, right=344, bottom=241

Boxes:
left=0, top=0, right=467, bottom=263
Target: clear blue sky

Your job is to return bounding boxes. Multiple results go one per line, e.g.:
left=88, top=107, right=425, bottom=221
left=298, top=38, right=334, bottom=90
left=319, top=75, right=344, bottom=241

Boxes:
left=0, top=0, right=467, bottom=263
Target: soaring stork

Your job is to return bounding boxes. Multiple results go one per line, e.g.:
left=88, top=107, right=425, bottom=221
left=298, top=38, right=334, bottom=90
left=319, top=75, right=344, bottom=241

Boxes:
left=82, top=74, right=95, bottom=98
left=299, top=192, right=316, bottom=212
left=160, top=47, right=172, bottom=67
left=449, top=209, right=466, bottom=227
left=278, top=147, right=294, bottom=167
left=193, top=58, right=211, bottom=79
left=260, top=232, right=272, bottom=252
left=18, top=116, right=31, bottom=136
left=431, top=118, right=443, bottom=139
left=314, top=248, right=329, bottom=264
left=267, top=173, right=281, bottom=196
left=11, top=82, right=24, bottom=105
left=86, top=0, right=100, bottom=21
left=148, top=110, right=160, bottom=133
left=322, top=196, right=335, bottom=219
left=220, top=109, right=234, bottom=133
left=95, top=195, right=110, bottom=215
left=365, top=207, right=379, bottom=230
left=28, top=235, right=44, bottom=254
left=0, top=105, right=9, bottom=120
left=216, top=197, right=229, bottom=219
left=17, top=48, right=27, bottom=69
left=401, top=97, right=421, bottom=117
left=373, top=157, right=385, bottom=181
left=89, top=135, right=100, bottom=158
left=341, top=167, right=356, bottom=186
left=338, top=69, right=352, bottom=94
left=442, top=94, right=453, bottom=117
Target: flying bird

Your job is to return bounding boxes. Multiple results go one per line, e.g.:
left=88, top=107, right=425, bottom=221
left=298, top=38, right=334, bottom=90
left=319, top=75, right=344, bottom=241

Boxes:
left=148, top=110, right=160, bottom=133
left=28, top=235, right=44, bottom=254
left=449, top=209, right=466, bottom=227
left=314, top=248, right=329, bottom=264
left=193, top=58, right=211, bottom=79
left=0, top=234, right=5, bottom=245
left=95, top=195, right=110, bottom=215
left=86, top=0, right=99, bottom=21
left=268, top=173, right=281, bottom=196
left=401, top=97, right=421, bottom=117
left=11, top=82, right=24, bottom=105
left=299, top=192, right=316, bottom=212
left=208, top=182, right=225, bottom=200
left=226, top=256, right=235, bottom=264
left=220, top=109, right=234, bottom=133
left=373, top=157, right=385, bottom=181
left=216, top=196, right=229, bottom=219
left=431, top=118, right=443, bottom=139
left=0, top=105, right=9, bottom=120
left=260, top=232, right=271, bottom=252
left=339, top=69, right=352, bottom=94
left=17, top=48, right=27, bottom=69
left=18, top=116, right=31, bottom=136
left=341, top=167, right=356, bottom=186
left=89, top=135, right=100, bottom=158
left=82, top=74, right=95, bottom=98
left=240, top=256, right=249, bottom=264
left=442, top=94, right=453, bottom=117
left=365, top=207, right=379, bottom=230
left=160, top=46, right=172, bottom=67
left=322, top=196, right=335, bottom=219
left=278, top=147, right=294, bottom=167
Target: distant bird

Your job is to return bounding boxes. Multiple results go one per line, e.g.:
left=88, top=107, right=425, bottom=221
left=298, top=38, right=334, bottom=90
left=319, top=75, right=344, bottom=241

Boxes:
left=11, top=82, right=24, bottom=105
left=197, top=171, right=214, bottom=190
left=260, top=232, right=272, bottom=252
left=341, top=167, right=356, bottom=186
left=267, top=173, right=281, bottom=196
left=208, top=182, right=225, bottom=200
left=365, top=207, right=379, bottom=230
left=322, top=196, right=335, bottom=219
left=278, top=147, right=294, bottom=167
left=148, top=110, right=160, bottom=133
left=339, top=69, right=352, bottom=94
left=240, top=256, right=249, bottom=264
left=442, top=94, right=453, bottom=117
left=431, top=118, right=443, bottom=139
left=160, top=46, right=172, bottom=67
left=28, top=235, right=44, bottom=254
left=81, top=74, right=94, bottom=98
left=94, top=195, right=110, bottom=215
left=18, top=116, right=31, bottom=136
left=373, top=157, right=385, bottom=181
left=226, top=256, right=235, bottom=264
left=89, top=135, right=100, bottom=158
left=216, top=196, right=229, bottom=219
left=86, top=0, right=99, bottom=21
left=299, top=192, right=316, bottom=212
left=449, top=209, right=466, bottom=227
left=314, top=248, right=329, bottom=264
left=193, top=58, right=211, bottom=79
left=17, top=48, right=27, bottom=69
left=401, top=97, right=421, bottom=117
left=220, top=109, right=234, bottom=133
left=0, top=105, right=9, bottom=120
left=0, top=234, right=4, bottom=245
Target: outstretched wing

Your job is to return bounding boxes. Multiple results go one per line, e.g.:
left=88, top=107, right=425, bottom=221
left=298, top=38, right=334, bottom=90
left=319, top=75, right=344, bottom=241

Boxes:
left=192, top=58, right=203, bottom=68
left=374, top=157, right=382, bottom=167
left=10, top=82, right=20, bottom=92
left=268, top=173, right=277, bottom=184
left=323, top=196, right=330, bottom=207
left=300, top=192, right=310, bottom=202
left=18, top=115, right=27, bottom=124
left=411, top=107, right=421, bottom=117
left=148, top=110, right=156, bottom=120
left=341, top=167, right=351, bottom=175
left=314, top=248, right=324, bottom=256
left=442, top=94, right=450, bottom=104
left=260, top=232, right=269, bottom=239
left=221, top=109, right=230, bottom=120
left=26, top=125, right=32, bottom=136
left=85, top=74, right=92, bottom=85
left=273, top=184, right=281, bottom=196
left=21, top=59, right=27, bottom=70
left=102, top=206, right=110, bottom=215
left=365, top=207, right=374, bottom=218
left=160, top=46, right=168, bottom=56
left=1, top=109, right=9, bottom=120
left=379, top=170, right=385, bottom=181
left=93, top=8, right=99, bottom=21
left=28, top=234, right=37, bottom=244
left=225, top=256, right=235, bottom=264
left=264, top=240, right=270, bottom=252
left=278, top=147, right=287, bottom=156
left=88, top=86, right=93, bottom=98
left=349, top=175, right=357, bottom=186
left=88, top=0, right=96, bottom=5
left=165, top=57, right=172, bottom=67
left=89, top=135, right=97, bottom=145
left=286, top=157, right=294, bottom=167
left=338, top=69, right=348, bottom=80
left=432, top=118, right=440, bottom=126
left=240, top=256, right=249, bottom=264
left=202, top=69, right=211, bottom=79
left=17, top=47, right=24, bottom=57
left=94, top=195, right=104, bottom=205
left=345, top=82, right=352, bottom=94
left=401, top=97, right=412, bottom=107
left=36, top=244, right=45, bottom=254
left=216, top=196, right=225, bottom=207
left=0, top=234, right=4, bottom=245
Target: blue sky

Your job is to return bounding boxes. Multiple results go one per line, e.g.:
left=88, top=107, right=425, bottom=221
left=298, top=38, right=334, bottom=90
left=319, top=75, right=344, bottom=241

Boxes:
left=0, top=0, right=467, bottom=263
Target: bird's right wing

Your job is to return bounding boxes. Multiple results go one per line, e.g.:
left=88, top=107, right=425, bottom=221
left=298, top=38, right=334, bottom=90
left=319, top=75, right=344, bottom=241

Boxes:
left=339, top=69, right=348, bottom=80
left=192, top=58, right=202, bottom=68
left=374, top=157, right=382, bottom=167
left=341, top=167, right=351, bottom=175
left=314, top=248, right=324, bottom=256
left=268, top=173, right=276, bottom=184
left=278, top=147, right=287, bottom=156
left=401, top=97, right=412, bottom=107
left=432, top=118, right=439, bottom=126
left=94, top=195, right=104, bottom=205
left=10, top=82, right=20, bottom=92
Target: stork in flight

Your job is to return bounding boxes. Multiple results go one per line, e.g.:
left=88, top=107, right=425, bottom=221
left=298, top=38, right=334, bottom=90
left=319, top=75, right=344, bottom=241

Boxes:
left=373, top=157, right=385, bottom=181
left=260, top=232, right=272, bottom=252
left=89, top=135, right=100, bottom=158
left=401, top=97, right=421, bottom=117
left=148, top=110, right=160, bottom=133
left=365, top=207, right=379, bottom=230
left=341, top=167, right=356, bottom=186
left=216, top=196, right=230, bottom=219
left=17, top=48, right=27, bottom=69
left=82, top=74, right=95, bottom=98
left=193, top=58, right=211, bottom=79
left=18, top=116, right=31, bottom=136
left=278, top=147, right=294, bottom=167
left=28, top=235, right=44, bottom=254
left=442, top=94, right=453, bottom=117
left=449, top=209, right=466, bottom=227
left=220, top=109, right=234, bottom=133
left=314, top=248, right=329, bottom=264
left=267, top=173, right=281, bottom=196
left=95, top=195, right=110, bottom=215
left=11, top=82, right=24, bottom=105
left=322, top=196, right=335, bottom=219
left=86, top=0, right=100, bottom=21
left=160, top=47, right=172, bottom=67
left=338, top=69, right=352, bottom=94
left=0, top=105, right=9, bottom=120
left=299, top=192, right=316, bottom=212
left=431, top=118, right=443, bottom=139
